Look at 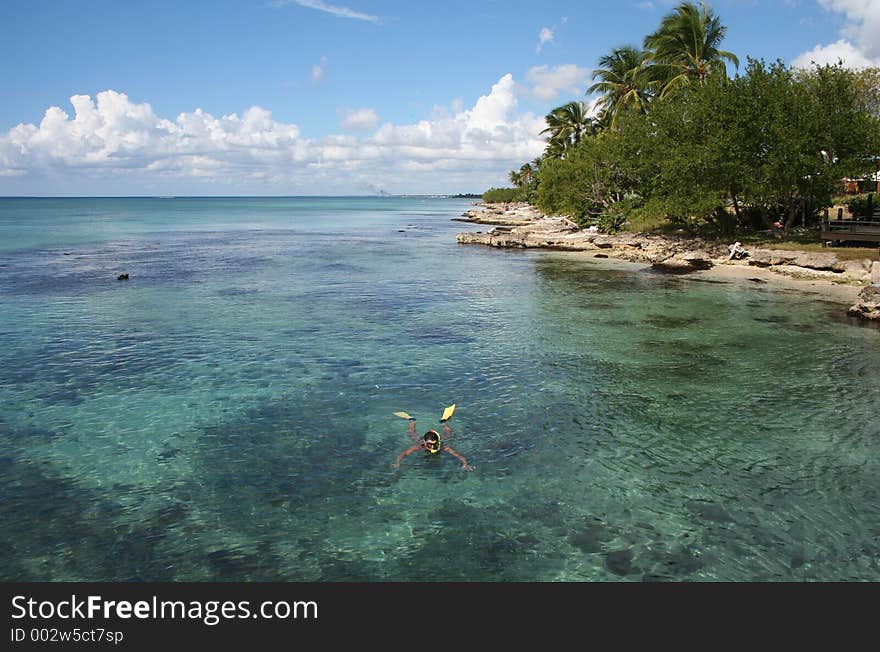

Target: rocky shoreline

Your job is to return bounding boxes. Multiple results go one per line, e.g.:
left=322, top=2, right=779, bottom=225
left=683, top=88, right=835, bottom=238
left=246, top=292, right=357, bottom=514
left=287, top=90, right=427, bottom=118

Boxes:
left=455, top=203, right=880, bottom=322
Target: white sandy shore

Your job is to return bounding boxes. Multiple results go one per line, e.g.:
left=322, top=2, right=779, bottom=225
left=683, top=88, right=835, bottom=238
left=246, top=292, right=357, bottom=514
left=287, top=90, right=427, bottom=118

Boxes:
left=457, top=203, right=873, bottom=308
left=690, top=260, right=862, bottom=304
left=548, top=249, right=862, bottom=305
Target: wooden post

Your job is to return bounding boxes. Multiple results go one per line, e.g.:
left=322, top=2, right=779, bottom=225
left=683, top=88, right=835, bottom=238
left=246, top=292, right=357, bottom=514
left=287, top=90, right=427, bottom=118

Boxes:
left=838, top=208, right=843, bottom=220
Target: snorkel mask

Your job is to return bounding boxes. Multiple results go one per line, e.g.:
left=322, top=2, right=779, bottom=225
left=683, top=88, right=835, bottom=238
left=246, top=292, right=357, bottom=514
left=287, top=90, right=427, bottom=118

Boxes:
left=424, top=430, right=441, bottom=454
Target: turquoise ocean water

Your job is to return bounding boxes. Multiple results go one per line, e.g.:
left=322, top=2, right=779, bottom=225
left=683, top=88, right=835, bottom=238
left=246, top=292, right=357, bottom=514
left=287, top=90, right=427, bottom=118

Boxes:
left=1, top=196, right=878, bottom=581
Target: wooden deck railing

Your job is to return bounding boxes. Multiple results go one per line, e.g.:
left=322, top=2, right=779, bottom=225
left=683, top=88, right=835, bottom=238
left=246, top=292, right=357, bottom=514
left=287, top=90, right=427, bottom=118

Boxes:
left=821, top=193, right=880, bottom=243
left=821, top=218, right=880, bottom=243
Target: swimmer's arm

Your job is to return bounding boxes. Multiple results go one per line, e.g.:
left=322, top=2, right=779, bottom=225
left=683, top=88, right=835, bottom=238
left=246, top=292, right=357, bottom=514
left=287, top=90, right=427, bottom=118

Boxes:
left=443, top=445, right=474, bottom=471
left=442, top=422, right=452, bottom=437
left=394, top=444, right=422, bottom=468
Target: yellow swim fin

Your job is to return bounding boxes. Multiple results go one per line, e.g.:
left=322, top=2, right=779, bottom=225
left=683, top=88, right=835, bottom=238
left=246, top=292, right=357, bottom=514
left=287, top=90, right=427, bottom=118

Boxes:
left=393, top=411, right=413, bottom=419
left=440, top=404, right=456, bottom=422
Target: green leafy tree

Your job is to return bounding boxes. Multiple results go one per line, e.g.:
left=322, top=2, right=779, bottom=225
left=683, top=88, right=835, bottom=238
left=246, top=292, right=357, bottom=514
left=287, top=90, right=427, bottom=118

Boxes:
left=483, top=187, right=524, bottom=203
left=609, top=88, right=727, bottom=232
left=795, top=63, right=880, bottom=170
left=852, top=67, right=880, bottom=120
left=623, top=59, right=880, bottom=233
left=496, top=5, right=880, bottom=238
left=542, top=58, right=880, bottom=233
left=534, top=132, right=641, bottom=228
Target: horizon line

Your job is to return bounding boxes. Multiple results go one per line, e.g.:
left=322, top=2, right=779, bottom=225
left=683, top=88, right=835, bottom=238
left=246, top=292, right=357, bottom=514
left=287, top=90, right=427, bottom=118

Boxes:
left=0, top=193, right=483, bottom=200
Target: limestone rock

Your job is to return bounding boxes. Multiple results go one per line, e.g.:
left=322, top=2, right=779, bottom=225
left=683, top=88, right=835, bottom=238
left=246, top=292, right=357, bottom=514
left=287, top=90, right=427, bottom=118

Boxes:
left=455, top=202, right=544, bottom=226
left=748, top=250, right=772, bottom=267
left=792, top=252, right=841, bottom=271
left=651, top=257, right=694, bottom=273
left=859, top=285, right=880, bottom=303
left=455, top=205, right=872, bottom=304
left=848, top=285, right=880, bottom=321
left=679, top=250, right=715, bottom=268
left=748, top=249, right=846, bottom=273
left=651, top=250, right=714, bottom=273
left=514, top=216, right=576, bottom=234
left=769, top=251, right=799, bottom=266
left=772, top=265, right=838, bottom=280
left=841, top=260, right=871, bottom=282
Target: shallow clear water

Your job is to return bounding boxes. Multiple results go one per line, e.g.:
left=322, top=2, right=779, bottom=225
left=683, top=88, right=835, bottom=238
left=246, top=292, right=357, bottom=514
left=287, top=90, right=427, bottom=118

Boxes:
left=1, top=197, right=878, bottom=581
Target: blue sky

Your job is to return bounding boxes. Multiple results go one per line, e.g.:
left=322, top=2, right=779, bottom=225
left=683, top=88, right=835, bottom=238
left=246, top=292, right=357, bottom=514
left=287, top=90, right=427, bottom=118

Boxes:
left=1, top=0, right=878, bottom=195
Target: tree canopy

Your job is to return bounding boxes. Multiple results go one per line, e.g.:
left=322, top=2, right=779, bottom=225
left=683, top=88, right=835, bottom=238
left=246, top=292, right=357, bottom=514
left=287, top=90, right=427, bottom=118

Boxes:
left=494, top=2, right=880, bottom=236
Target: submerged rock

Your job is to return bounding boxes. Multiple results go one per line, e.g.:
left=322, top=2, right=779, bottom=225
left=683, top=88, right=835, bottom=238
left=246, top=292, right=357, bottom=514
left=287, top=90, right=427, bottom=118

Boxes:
left=690, top=501, right=734, bottom=523
left=604, top=549, right=639, bottom=576
left=568, top=518, right=612, bottom=554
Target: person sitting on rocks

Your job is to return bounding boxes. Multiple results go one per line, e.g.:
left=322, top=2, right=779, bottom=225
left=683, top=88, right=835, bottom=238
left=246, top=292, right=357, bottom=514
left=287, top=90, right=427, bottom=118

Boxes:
left=728, top=241, right=748, bottom=260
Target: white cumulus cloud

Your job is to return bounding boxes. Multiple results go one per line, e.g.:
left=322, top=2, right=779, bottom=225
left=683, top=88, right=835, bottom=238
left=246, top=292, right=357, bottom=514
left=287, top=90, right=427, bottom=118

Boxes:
left=526, top=64, right=592, bottom=101
left=0, top=76, right=548, bottom=195
left=369, top=74, right=545, bottom=160
left=819, top=0, right=880, bottom=57
left=793, top=0, right=880, bottom=68
left=792, top=38, right=880, bottom=68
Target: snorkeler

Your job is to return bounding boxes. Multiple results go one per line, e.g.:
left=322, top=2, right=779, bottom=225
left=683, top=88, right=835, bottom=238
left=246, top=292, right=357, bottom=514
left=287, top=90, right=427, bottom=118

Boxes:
left=392, top=406, right=474, bottom=471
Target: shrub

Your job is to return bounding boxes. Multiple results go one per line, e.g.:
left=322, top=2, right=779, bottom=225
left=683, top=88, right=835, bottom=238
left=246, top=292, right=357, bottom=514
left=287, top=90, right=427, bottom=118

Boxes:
left=482, top=187, right=524, bottom=203
left=846, top=193, right=875, bottom=218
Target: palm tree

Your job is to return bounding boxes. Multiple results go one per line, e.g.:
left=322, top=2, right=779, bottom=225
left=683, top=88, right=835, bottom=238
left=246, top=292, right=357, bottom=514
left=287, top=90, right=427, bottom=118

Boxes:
left=587, top=46, right=653, bottom=130
left=518, top=162, right=535, bottom=186
left=508, top=169, right=524, bottom=188
left=540, top=101, right=596, bottom=158
left=644, top=1, right=739, bottom=99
